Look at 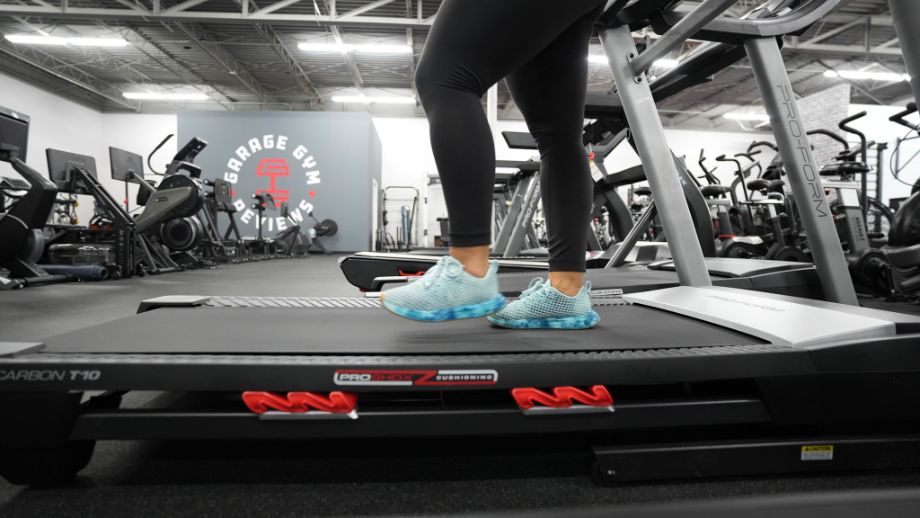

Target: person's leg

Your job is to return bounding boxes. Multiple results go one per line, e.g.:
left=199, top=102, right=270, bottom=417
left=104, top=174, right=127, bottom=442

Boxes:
left=415, top=0, right=606, bottom=278
left=505, top=7, right=601, bottom=295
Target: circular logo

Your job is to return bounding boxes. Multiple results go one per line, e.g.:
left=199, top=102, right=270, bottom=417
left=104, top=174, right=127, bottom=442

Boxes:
left=221, top=134, right=322, bottom=233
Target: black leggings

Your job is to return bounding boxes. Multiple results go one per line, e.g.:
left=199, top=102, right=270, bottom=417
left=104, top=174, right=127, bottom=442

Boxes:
left=416, top=0, right=605, bottom=272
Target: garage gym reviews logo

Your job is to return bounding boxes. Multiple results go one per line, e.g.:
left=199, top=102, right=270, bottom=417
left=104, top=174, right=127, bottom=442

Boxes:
left=222, top=134, right=323, bottom=232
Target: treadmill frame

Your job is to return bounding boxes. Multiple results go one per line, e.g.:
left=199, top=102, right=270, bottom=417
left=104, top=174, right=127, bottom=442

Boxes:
left=5, top=0, right=920, bottom=487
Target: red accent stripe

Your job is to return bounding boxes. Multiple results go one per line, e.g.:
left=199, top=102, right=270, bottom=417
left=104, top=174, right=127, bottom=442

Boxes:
left=242, top=391, right=358, bottom=414
left=511, top=385, right=613, bottom=410
left=397, top=270, right=427, bottom=277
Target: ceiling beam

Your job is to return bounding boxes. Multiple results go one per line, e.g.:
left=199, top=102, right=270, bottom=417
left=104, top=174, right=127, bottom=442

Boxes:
left=405, top=0, right=417, bottom=100
left=0, top=4, right=434, bottom=27
left=340, top=0, right=396, bottom=18
left=9, top=11, right=213, bottom=111
left=784, top=39, right=902, bottom=59
left=0, top=41, right=139, bottom=110
left=225, top=0, right=321, bottom=102
left=319, top=0, right=365, bottom=91
left=816, top=59, right=886, bottom=105
left=172, top=22, right=275, bottom=101
left=801, top=17, right=866, bottom=46
left=105, top=23, right=236, bottom=109
left=251, top=0, right=302, bottom=17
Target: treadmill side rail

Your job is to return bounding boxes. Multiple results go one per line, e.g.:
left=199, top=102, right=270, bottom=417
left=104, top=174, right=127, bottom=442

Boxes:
left=0, top=342, right=45, bottom=358
left=625, top=287, right=896, bottom=348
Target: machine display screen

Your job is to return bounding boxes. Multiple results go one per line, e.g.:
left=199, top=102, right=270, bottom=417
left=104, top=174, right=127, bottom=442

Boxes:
left=46, top=148, right=98, bottom=195
left=109, top=147, right=145, bottom=182
left=0, top=106, right=30, bottom=163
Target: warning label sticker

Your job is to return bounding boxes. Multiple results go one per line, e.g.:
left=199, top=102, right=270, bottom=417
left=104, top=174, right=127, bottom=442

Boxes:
left=800, top=445, right=834, bottom=461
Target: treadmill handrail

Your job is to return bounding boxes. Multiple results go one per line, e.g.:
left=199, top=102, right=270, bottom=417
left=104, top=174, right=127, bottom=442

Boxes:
left=629, top=0, right=738, bottom=75
left=664, top=0, right=842, bottom=39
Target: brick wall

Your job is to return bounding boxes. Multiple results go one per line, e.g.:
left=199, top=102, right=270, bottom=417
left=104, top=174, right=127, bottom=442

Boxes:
left=798, top=83, right=851, bottom=166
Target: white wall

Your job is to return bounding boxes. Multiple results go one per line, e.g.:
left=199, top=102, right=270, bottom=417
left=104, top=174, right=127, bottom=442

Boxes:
left=0, top=71, right=104, bottom=224
left=370, top=117, right=535, bottom=247
left=845, top=104, right=920, bottom=206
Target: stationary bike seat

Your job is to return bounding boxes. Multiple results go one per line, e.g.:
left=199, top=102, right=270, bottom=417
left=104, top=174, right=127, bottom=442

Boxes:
left=700, top=185, right=733, bottom=197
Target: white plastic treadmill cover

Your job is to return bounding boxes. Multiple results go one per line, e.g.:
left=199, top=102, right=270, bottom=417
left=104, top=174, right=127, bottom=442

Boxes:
left=625, top=286, right=896, bottom=348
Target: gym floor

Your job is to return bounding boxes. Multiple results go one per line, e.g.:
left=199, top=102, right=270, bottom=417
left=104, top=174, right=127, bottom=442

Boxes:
left=2, top=256, right=920, bottom=517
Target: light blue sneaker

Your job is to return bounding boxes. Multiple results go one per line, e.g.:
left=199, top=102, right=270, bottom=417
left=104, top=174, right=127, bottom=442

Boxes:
left=487, top=278, right=599, bottom=330
left=381, top=256, right=506, bottom=322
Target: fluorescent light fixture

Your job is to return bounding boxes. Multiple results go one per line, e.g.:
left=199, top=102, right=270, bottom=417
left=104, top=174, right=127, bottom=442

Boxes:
left=331, top=95, right=416, bottom=105
left=5, top=34, right=128, bottom=47
left=298, top=42, right=412, bottom=54
left=823, top=69, right=909, bottom=82
left=724, top=112, right=770, bottom=122
left=653, top=58, right=680, bottom=69
left=123, top=92, right=210, bottom=101
left=587, top=54, right=678, bottom=69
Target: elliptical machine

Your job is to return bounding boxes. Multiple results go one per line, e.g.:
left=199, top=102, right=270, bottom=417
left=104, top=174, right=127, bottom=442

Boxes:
left=119, top=135, right=218, bottom=267
left=0, top=105, right=70, bottom=289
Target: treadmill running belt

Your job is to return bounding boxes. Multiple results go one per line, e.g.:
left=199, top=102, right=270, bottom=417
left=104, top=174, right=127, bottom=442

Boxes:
left=498, top=267, right=820, bottom=297
left=42, top=302, right=765, bottom=354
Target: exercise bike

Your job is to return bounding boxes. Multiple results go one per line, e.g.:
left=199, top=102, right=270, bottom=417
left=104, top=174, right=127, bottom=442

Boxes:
left=881, top=103, right=920, bottom=297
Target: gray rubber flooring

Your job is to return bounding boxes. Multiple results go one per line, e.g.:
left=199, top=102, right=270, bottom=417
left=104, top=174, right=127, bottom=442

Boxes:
left=1, top=256, right=919, bottom=517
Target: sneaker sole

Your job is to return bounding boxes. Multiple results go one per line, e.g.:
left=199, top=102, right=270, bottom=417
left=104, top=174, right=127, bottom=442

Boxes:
left=382, top=294, right=507, bottom=322
left=487, top=310, right=600, bottom=330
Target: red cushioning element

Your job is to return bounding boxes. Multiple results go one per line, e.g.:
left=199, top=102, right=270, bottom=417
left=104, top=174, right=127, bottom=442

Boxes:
left=242, top=391, right=358, bottom=414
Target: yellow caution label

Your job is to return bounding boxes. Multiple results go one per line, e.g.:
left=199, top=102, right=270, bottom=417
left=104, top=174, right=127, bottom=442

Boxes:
left=801, top=445, right=834, bottom=461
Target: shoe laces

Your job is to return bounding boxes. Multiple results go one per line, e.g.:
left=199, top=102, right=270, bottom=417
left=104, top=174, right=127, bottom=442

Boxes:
left=519, top=277, right=546, bottom=299
left=421, top=257, right=463, bottom=289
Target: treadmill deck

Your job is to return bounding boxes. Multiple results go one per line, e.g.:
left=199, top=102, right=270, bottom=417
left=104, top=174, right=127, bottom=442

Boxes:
left=39, top=296, right=764, bottom=355
left=3, top=294, right=919, bottom=393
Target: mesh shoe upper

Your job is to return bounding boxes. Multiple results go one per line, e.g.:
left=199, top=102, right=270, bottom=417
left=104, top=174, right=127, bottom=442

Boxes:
left=491, top=278, right=593, bottom=320
left=382, top=256, right=501, bottom=311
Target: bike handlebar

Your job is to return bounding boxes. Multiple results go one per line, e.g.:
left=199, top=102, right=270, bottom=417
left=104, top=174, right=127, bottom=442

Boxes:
left=806, top=129, right=849, bottom=150
left=839, top=111, right=868, bottom=165
left=890, top=102, right=919, bottom=134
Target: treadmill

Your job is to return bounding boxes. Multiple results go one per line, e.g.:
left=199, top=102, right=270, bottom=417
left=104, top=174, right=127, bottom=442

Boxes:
left=4, top=0, right=920, bottom=488
left=339, top=9, right=822, bottom=298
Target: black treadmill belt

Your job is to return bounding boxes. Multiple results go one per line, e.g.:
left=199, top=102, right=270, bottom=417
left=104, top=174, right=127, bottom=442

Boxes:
left=42, top=303, right=765, bottom=355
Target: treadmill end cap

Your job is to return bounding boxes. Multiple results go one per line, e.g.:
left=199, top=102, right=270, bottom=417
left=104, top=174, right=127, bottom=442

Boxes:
left=137, top=295, right=211, bottom=314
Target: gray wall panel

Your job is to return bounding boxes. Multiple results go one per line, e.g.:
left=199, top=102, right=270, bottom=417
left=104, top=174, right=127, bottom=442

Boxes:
left=178, top=111, right=379, bottom=252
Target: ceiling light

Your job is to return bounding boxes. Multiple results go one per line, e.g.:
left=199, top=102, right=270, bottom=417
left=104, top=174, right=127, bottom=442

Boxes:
left=123, top=92, right=210, bottom=101
left=724, top=112, right=770, bottom=122
left=587, top=54, right=679, bottom=69
left=331, top=95, right=416, bottom=104
left=298, top=42, right=412, bottom=54
left=5, top=34, right=128, bottom=47
left=652, top=58, right=680, bottom=69
left=823, top=69, right=909, bottom=82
